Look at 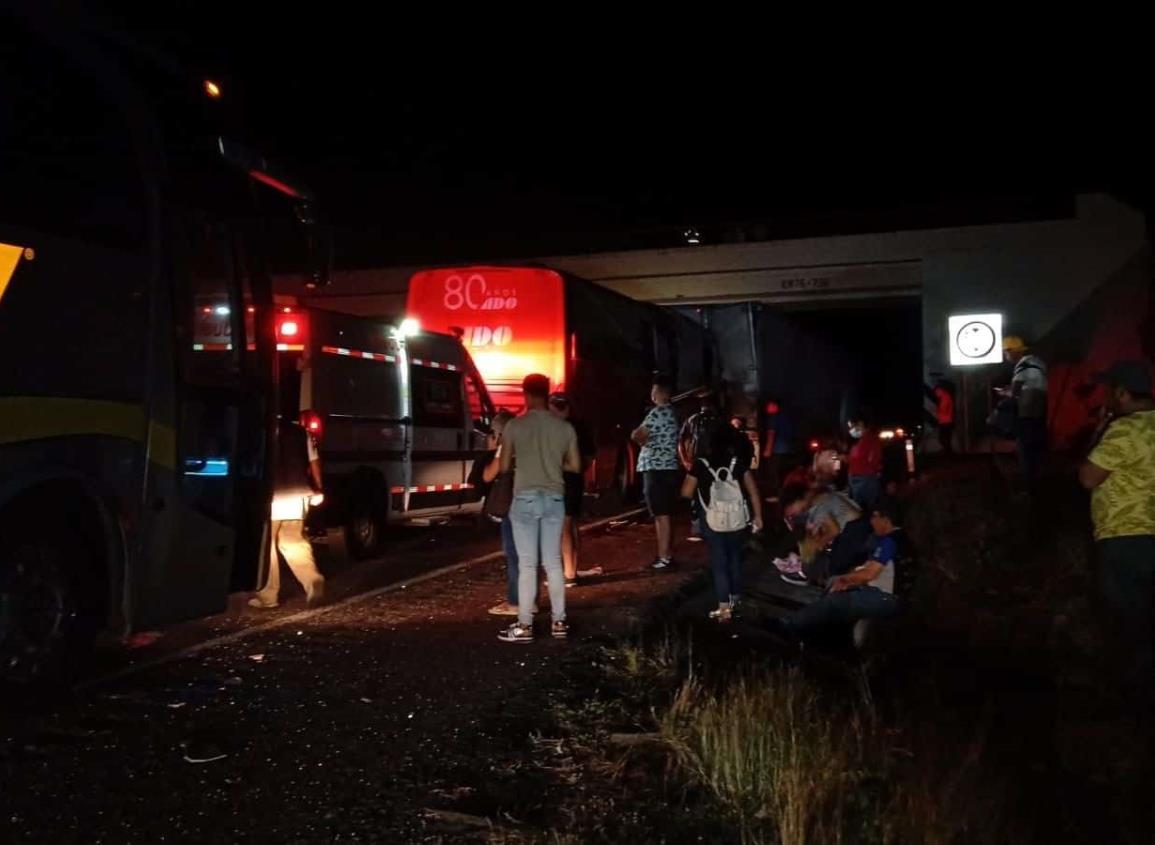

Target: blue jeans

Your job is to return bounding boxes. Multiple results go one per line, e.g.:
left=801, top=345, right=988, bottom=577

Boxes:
left=785, top=586, right=898, bottom=634
left=510, top=489, right=566, bottom=626
left=501, top=515, right=519, bottom=605
left=703, top=524, right=747, bottom=604
left=848, top=474, right=881, bottom=512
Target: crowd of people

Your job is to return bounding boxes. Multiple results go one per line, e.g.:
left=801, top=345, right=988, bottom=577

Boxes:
left=474, top=369, right=909, bottom=645
left=247, top=335, right=1153, bottom=681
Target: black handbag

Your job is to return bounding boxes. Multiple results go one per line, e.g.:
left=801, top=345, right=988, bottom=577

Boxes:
left=484, top=471, right=514, bottom=520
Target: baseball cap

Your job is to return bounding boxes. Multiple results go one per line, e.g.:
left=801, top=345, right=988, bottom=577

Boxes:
left=1092, top=360, right=1153, bottom=395
left=1002, top=335, right=1028, bottom=353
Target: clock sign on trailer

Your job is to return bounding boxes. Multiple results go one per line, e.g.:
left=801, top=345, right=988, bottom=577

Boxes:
left=948, top=313, right=1003, bottom=366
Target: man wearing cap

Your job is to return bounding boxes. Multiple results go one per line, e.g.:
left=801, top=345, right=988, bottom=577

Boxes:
left=997, top=336, right=1048, bottom=479
left=1079, top=361, right=1155, bottom=697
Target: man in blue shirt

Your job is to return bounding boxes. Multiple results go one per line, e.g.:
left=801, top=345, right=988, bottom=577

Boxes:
left=632, top=373, right=681, bottom=569
left=771, top=499, right=905, bottom=641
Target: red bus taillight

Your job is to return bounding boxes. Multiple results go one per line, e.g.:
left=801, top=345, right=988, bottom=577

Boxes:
left=300, top=410, right=323, bottom=440
left=275, top=309, right=307, bottom=349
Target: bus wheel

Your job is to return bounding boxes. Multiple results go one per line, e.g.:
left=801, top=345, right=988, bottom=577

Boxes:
left=0, top=529, right=97, bottom=689
left=344, top=489, right=386, bottom=560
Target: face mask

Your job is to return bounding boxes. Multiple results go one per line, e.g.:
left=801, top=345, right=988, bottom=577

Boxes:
left=849, top=426, right=864, bottom=439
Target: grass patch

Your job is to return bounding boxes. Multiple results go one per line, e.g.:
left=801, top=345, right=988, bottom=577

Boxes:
left=660, top=668, right=871, bottom=845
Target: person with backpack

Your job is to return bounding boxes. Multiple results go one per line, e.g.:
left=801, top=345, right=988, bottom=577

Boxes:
left=679, top=390, right=723, bottom=543
left=681, top=425, right=763, bottom=622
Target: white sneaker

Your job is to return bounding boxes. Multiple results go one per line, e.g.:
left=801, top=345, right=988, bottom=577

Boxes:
left=497, top=623, right=534, bottom=643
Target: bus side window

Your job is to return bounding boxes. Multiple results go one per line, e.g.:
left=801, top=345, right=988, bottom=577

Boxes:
left=179, top=218, right=243, bottom=386
left=412, top=368, right=464, bottom=429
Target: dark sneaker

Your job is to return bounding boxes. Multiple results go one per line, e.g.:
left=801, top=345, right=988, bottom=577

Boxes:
left=650, top=558, right=673, bottom=570
left=564, top=578, right=578, bottom=589
left=551, top=620, right=569, bottom=639
left=780, top=571, right=809, bottom=587
left=497, top=623, right=534, bottom=643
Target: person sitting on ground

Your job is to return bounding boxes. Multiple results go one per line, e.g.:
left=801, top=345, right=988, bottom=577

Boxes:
left=780, top=486, right=866, bottom=586
left=681, top=424, right=764, bottom=622
left=812, top=442, right=842, bottom=488
left=769, top=498, right=905, bottom=645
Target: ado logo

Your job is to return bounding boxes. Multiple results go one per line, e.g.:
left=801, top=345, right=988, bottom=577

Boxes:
left=443, top=273, right=518, bottom=311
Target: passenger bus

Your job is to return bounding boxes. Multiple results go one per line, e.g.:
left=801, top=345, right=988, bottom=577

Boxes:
left=0, top=8, right=319, bottom=684
left=406, top=265, right=714, bottom=496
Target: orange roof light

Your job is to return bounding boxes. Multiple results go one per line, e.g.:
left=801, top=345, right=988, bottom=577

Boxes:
left=203, top=79, right=222, bottom=99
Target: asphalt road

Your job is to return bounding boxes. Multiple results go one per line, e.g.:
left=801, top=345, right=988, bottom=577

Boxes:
left=1, top=514, right=704, bottom=843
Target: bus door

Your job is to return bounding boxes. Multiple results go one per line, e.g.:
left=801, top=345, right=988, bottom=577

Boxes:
left=140, top=217, right=265, bottom=624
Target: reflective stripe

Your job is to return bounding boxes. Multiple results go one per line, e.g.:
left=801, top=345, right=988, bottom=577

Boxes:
left=192, top=343, right=304, bottom=352
left=410, top=358, right=458, bottom=372
left=389, top=483, right=474, bottom=494
left=321, top=345, right=396, bottom=363
left=0, top=397, right=177, bottom=470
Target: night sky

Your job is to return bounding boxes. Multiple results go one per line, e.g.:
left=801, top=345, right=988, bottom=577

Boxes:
left=108, top=4, right=1151, bottom=265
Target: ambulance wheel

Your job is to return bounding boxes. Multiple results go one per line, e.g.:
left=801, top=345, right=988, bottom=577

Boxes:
left=345, top=487, right=386, bottom=560
left=0, top=527, right=98, bottom=691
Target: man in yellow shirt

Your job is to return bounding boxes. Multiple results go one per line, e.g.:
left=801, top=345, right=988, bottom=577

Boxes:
left=1079, top=360, right=1155, bottom=697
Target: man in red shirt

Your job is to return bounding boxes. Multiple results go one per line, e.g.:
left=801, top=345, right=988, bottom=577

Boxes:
left=933, top=380, right=956, bottom=456
left=846, top=412, right=883, bottom=511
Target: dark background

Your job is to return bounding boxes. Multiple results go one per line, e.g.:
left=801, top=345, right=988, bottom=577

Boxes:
left=102, top=2, right=1151, bottom=267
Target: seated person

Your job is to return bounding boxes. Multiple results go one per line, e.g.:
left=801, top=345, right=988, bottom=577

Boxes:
left=769, top=499, right=906, bottom=641
left=781, top=487, right=867, bottom=585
